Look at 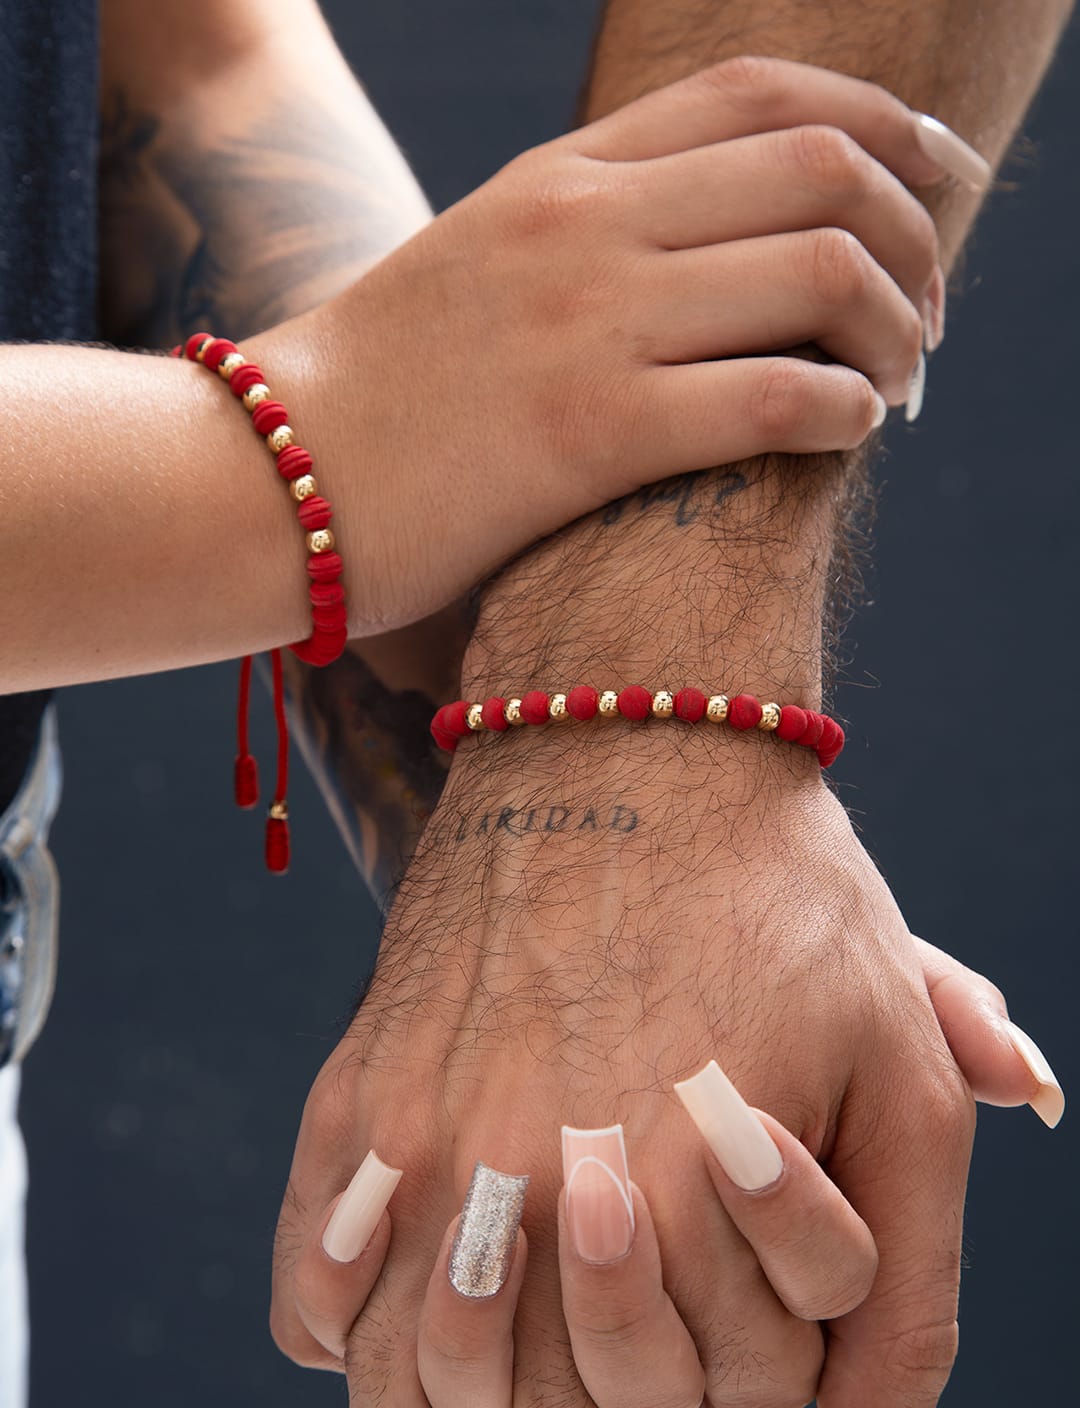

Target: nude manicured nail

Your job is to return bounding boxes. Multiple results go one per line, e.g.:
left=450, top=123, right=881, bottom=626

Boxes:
left=448, top=1160, right=529, bottom=1299
left=674, top=1059, right=783, bottom=1192
left=872, top=391, right=888, bottom=429
left=914, top=113, right=992, bottom=192
left=905, top=351, right=927, bottom=423
left=562, top=1123, right=635, bottom=1265
left=924, top=266, right=947, bottom=353
left=1003, top=1021, right=1065, bottom=1129
left=322, top=1150, right=403, bottom=1263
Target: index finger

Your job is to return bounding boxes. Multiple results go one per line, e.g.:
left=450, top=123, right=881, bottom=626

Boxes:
left=569, top=54, right=990, bottom=191
left=818, top=1054, right=976, bottom=1407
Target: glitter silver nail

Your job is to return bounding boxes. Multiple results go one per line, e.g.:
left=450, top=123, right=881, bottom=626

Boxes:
left=448, top=1160, right=529, bottom=1299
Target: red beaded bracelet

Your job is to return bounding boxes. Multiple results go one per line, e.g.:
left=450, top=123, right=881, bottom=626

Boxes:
left=431, top=687, right=845, bottom=768
left=173, top=332, right=349, bottom=873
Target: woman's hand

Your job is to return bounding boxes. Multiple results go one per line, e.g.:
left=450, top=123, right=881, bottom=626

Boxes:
left=265, top=59, right=981, bottom=636
left=286, top=1072, right=882, bottom=1407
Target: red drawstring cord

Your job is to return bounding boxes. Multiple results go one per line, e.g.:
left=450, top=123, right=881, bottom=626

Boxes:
left=233, top=651, right=291, bottom=873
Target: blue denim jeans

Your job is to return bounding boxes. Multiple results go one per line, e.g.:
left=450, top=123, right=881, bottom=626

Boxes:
left=0, top=708, right=62, bottom=1408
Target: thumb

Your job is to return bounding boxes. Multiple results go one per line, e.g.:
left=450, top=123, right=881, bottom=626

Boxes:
left=913, top=935, right=1064, bottom=1128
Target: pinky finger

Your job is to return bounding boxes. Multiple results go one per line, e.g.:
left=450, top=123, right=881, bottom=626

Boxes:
left=643, top=358, right=886, bottom=473
left=291, top=1151, right=402, bottom=1364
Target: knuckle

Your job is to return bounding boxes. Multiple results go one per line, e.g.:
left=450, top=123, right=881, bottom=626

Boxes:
left=788, top=124, right=868, bottom=196
left=884, top=1319, right=960, bottom=1391
left=703, top=54, right=781, bottom=107
left=269, top=1300, right=330, bottom=1369
left=806, top=227, right=872, bottom=307
left=504, top=156, right=612, bottom=241
left=747, top=359, right=816, bottom=440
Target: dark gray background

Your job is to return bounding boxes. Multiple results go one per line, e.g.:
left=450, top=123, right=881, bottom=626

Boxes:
left=21, top=1, right=1078, bottom=1403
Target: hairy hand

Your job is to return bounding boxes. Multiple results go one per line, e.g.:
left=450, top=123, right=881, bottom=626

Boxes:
left=272, top=737, right=981, bottom=1407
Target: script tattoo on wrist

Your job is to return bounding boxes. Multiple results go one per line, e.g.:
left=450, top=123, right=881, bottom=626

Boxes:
left=435, top=800, right=641, bottom=846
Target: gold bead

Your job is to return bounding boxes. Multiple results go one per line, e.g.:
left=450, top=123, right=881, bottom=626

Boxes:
left=758, top=702, right=781, bottom=731
left=268, top=800, right=289, bottom=821
left=548, top=692, right=569, bottom=722
left=598, top=689, right=620, bottom=718
left=307, top=528, right=335, bottom=554
left=242, top=383, right=271, bottom=411
left=466, top=703, right=485, bottom=731
left=505, top=698, right=524, bottom=726
left=706, top=694, right=730, bottom=723
left=268, top=425, right=295, bottom=453
left=651, top=689, right=675, bottom=719
left=218, top=351, right=245, bottom=379
left=290, top=474, right=318, bottom=502
left=194, top=336, right=212, bottom=363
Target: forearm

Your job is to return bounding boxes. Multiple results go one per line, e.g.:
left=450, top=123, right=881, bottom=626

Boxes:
left=99, top=0, right=462, bottom=899
left=458, top=0, right=1071, bottom=749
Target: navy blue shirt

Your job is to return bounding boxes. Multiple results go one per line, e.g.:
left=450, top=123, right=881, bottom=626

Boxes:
left=0, top=0, right=100, bottom=808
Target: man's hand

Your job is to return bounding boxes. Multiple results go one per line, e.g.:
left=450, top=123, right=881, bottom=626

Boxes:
left=272, top=736, right=976, bottom=1406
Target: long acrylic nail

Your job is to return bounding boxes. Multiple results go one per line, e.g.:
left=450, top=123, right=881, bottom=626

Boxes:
left=448, top=1160, right=529, bottom=1299
left=322, top=1150, right=403, bottom=1263
left=923, top=266, right=947, bottom=353
left=905, top=351, right=927, bottom=423
left=562, top=1123, right=635, bottom=1265
left=674, top=1059, right=783, bottom=1192
left=1003, top=1021, right=1065, bottom=1129
left=871, top=391, right=888, bottom=429
left=914, top=114, right=992, bottom=192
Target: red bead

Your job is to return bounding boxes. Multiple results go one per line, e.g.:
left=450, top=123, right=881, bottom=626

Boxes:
left=201, top=338, right=237, bottom=371
left=520, top=690, right=550, bottom=725
left=796, top=712, right=825, bottom=748
left=728, top=694, right=762, bottom=730
left=817, top=718, right=845, bottom=767
left=265, top=815, right=290, bottom=874
left=443, top=701, right=470, bottom=737
left=185, top=332, right=212, bottom=361
left=309, top=582, right=345, bottom=609
left=229, top=362, right=265, bottom=396
left=289, top=627, right=347, bottom=666
left=776, top=705, right=808, bottom=742
left=674, top=687, right=707, bottom=722
left=277, top=446, right=314, bottom=481
left=617, top=685, right=652, bottom=721
left=297, top=496, right=332, bottom=531
left=431, top=708, right=459, bottom=752
left=306, top=551, right=343, bottom=583
left=482, top=697, right=509, bottom=732
left=566, top=686, right=598, bottom=721
left=311, top=603, right=347, bottom=631
left=251, top=400, right=290, bottom=435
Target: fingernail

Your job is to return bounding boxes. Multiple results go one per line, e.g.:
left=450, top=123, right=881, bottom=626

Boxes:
left=923, top=266, right=947, bottom=353
left=905, top=351, right=927, bottom=423
left=872, top=391, right=888, bottom=429
left=1003, top=1021, right=1065, bottom=1129
left=914, top=113, right=992, bottom=192
left=673, top=1059, right=783, bottom=1192
left=448, top=1160, right=529, bottom=1299
left=562, top=1123, right=635, bottom=1265
left=322, top=1149, right=403, bottom=1263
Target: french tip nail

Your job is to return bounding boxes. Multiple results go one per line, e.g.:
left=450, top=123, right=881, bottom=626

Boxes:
left=1004, top=1021, right=1066, bottom=1129
left=914, top=113, right=992, bottom=192
left=905, top=352, right=926, bottom=423
left=562, top=1123, right=635, bottom=1264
